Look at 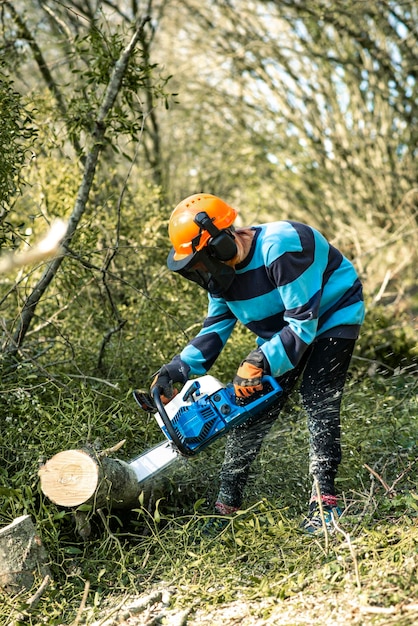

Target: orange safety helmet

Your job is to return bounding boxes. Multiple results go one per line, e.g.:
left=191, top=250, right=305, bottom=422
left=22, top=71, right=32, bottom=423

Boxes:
left=168, top=193, right=238, bottom=261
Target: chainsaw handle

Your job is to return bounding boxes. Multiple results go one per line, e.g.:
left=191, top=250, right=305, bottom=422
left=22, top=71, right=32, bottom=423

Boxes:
left=152, top=387, right=193, bottom=457
left=261, top=375, right=282, bottom=395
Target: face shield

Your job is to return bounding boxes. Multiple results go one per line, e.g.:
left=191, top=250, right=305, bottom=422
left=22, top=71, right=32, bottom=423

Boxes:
left=167, top=247, right=236, bottom=297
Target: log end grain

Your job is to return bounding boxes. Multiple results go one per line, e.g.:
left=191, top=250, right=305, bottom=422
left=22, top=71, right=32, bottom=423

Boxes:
left=39, top=449, right=99, bottom=507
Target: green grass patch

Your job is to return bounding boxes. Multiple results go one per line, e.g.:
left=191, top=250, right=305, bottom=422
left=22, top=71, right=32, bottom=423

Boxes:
left=0, top=368, right=417, bottom=625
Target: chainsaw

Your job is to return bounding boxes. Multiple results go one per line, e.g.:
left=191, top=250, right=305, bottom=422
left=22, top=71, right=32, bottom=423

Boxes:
left=129, top=375, right=282, bottom=484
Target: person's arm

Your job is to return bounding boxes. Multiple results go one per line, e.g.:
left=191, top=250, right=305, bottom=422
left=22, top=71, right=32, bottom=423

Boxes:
left=232, top=266, right=320, bottom=395
left=237, top=222, right=324, bottom=386
left=179, top=295, right=237, bottom=375
left=260, top=278, right=320, bottom=377
left=151, top=296, right=236, bottom=401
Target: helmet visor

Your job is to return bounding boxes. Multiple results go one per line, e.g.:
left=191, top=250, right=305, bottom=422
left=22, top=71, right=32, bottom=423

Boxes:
left=167, top=248, right=235, bottom=296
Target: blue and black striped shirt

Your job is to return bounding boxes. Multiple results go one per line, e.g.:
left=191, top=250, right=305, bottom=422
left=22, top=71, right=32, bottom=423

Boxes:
left=180, top=221, right=365, bottom=377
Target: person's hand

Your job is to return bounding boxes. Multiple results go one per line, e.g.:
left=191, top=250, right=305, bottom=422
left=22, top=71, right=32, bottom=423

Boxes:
left=150, top=356, right=190, bottom=405
left=233, top=349, right=267, bottom=400
left=151, top=367, right=177, bottom=404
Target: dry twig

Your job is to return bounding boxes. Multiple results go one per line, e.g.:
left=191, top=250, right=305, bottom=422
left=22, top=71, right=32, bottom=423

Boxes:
left=71, top=580, right=90, bottom=626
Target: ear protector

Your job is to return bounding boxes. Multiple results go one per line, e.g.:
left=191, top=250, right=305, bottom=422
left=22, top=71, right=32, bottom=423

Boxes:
left=193, top=211, right=237, bottom=261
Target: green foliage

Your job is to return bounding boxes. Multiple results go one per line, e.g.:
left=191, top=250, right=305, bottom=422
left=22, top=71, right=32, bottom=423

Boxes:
left=64, top=23, right=174, bottom=152
left=0, top=64, right=37, bottom=247
left=0, top=3, right=417, bottom=622
left=0, top=366, right=417, bottom=624
left=0, top=73, right=22, bottom=209
left=355, top=302, right=418, bottom=375
left=1, top=1, right=416, bottom=386
left=67, top=29, right=140, bottom=144
left=157, top=0, right=418, bottom=308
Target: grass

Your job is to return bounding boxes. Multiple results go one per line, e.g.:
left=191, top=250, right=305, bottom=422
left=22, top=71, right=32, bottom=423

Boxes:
left=0, top=368, right=417, bottom=625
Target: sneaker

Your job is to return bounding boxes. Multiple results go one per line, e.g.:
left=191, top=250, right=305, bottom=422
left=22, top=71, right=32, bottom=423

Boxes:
left=300, top=503, right=342, bottom=534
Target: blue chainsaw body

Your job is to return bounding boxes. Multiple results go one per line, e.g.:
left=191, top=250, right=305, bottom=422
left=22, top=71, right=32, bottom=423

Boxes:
left=153, top=375, right=282, bottom=457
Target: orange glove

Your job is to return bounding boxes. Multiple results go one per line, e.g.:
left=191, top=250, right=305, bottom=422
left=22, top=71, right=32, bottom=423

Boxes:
left=233, top=349, right=267, bottom=399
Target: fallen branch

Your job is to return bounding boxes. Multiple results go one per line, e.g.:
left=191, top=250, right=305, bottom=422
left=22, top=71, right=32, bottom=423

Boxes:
left=26, top=574, right=51, bottom=611
left=71, top=579, right=90, bottom=626
left=7, top=575, right=51, bottom=625
left=332, top=516, right=361, bottom=590
left=360, top=602, right=418, bottom=615
left=90, top=587, right=191, bottom=626
left=364, top=459, right=418, bottom=498
left=389, top=457, right=418, bottom=492
left=363, top=463, right=393, bottom=495
left=313, top=477, right=329, bottom=554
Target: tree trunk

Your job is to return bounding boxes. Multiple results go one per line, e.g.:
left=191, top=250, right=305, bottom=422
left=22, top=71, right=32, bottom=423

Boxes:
left=0, top=515, right=50, bottom=594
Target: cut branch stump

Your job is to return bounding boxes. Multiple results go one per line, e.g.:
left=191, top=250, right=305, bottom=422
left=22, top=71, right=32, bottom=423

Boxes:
left=0, top=515, right=50, bottom=594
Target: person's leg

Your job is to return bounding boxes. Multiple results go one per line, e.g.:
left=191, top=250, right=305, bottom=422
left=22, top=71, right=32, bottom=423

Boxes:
left=299, top=337, right=355, bottom=524
left=216, top=407, right=283, bottom=512
left=215, top=354, right=311, bottom=513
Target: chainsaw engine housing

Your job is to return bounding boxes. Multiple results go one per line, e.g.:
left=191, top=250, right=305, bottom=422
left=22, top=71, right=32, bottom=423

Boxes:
left=155, top=375, right=282, bottom=456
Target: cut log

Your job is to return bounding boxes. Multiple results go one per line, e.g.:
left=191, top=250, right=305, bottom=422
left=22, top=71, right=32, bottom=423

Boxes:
left=39, top=448, right=151, bottom=509
left=0, top=515, right=50, bottom=594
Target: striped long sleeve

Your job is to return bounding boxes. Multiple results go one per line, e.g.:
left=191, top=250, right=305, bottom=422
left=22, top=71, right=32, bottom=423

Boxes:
left=180, top=221, right=365, bottom=377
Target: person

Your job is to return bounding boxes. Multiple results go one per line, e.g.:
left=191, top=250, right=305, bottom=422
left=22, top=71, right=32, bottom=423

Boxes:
left=151, top=193, right=365, bottom=533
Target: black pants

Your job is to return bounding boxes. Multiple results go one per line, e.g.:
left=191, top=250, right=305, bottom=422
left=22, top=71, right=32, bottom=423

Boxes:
left=217, top=337, right=356, bottom=508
